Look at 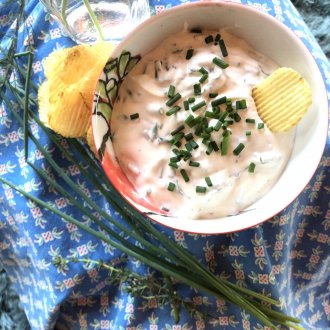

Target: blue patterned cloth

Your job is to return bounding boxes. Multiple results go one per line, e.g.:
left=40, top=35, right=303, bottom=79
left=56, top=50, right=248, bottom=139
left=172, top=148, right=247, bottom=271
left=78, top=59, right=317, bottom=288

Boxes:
left=0, top=0, right=329, bottom=329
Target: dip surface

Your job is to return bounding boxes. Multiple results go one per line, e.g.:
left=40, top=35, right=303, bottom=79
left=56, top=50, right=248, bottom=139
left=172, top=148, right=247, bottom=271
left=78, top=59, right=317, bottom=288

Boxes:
left=111, top=28, right=295, bottom=219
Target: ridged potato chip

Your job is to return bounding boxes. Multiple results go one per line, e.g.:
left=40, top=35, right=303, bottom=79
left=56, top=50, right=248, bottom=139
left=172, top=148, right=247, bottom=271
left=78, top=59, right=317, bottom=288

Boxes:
left=38, top=81, right=51, bottom=128
left=252, top=67, right=312, bottom=132
left=39, top=42, right=115, bottom=138
left=86, top=123, right=98, bottom=156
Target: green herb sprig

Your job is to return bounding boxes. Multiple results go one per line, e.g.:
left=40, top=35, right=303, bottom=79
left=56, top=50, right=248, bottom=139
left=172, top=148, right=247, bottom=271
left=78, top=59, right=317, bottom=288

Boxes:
left=0, top=15, right=303, bottom=329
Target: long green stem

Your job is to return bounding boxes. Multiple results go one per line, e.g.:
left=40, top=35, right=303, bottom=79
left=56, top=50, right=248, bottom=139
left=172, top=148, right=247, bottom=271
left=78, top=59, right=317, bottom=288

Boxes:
left=2, top=77, right=300, bottom=328
left=24, top=52, right=33, bottom=160
left=60, top=0, right=71, bottom=33
left=82, top=0, right=105, bottom=40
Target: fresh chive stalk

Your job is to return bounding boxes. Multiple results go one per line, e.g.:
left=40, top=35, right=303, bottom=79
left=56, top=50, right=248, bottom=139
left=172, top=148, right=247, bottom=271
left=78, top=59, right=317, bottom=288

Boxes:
left=1, top=40, right=303, bottom=330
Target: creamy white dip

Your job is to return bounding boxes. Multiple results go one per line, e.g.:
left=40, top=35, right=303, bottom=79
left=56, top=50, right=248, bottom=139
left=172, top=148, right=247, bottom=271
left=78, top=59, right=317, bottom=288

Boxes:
left=111, top=28, right=295, bottom=219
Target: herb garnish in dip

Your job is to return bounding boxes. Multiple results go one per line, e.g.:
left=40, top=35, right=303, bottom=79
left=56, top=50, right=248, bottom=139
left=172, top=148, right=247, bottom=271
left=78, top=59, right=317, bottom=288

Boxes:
left=111, top=27, right=295, bottom=219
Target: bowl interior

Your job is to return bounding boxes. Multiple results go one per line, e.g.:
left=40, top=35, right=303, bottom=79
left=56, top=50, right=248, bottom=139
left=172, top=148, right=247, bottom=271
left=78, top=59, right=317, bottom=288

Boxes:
left=92, top=1, right=328, bottom=234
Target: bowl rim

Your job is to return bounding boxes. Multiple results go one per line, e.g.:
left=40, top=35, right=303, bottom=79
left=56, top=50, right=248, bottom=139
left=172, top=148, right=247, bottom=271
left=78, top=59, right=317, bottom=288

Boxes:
left=91, top=0, right=329, bottom=234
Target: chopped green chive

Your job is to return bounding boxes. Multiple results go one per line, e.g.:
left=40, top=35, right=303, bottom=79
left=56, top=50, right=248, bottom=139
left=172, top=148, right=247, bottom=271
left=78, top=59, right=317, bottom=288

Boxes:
left=185, top=143, right=193, bottom=152
left=233, top=112, right=241, bottom=122
left=130, top=113, right=139, bottom=120
left=233, top=143, right=245, bottom=156
left=195, top=124, right=204, bottom=136
left=167, top=182, right=176, bottom=191
left=199, top=74, right=208, bottom=83
left=166, top=93, right=182, bottom=107
left=191, top=27, right=202, bottom=33
left=209, top=92, right=218, bottom=98
left=212, top=106, right=220, bottom=114
left=210, top=141, right=219, bottom=152
left=205, top=111, right=219, bottom=119
left=188, top=97, right=196, bottom=103
left=180, top=169, right=189, bottom=182
left=170, top=156, right=180, bottom=163
left=241, top=100, right=247, bottom=109
left=215, top=33, right=221, bottom=42
left=257, top=123, right=265, bottom=129
left=191, top=100, right=206, bottom=112
left=205, top=126, right=214, bottom=133
left=185, top=114, right=196, bottom=127
left=185, top=114, right=194, bottom=123
left=183, top=100, right=190, bottom=110
left=221, top=134, right=230, bottom=155
left=189, top=140, right=199, bottom=149
left=166, top=105, right=181, bottom=116
left=248, top=162, right=256, bottom=173
left=224, top=119, right=234, bottom=126
left=202, top=137, right=210, bottom=145
left=206, top=144, right=214, bottom=155
left=211, top=96, right=227, bottom=107
left=219, top=110, right=229, bottom=122
left=219, top=39, right=228, bottom=57
left=246, top=131, right=252, bottom=136
left=205, top=176, right=213, bottom=187
left=236, top=99, right=247, bottom=109
left=193, top=83, right=201, bottom=95
left=199, top=67, right=208, bottom=75
left=189, top=161, right=200, bottom=167
left=182, top=151, right=192, bottom=161
left=213, top=120, right=222, bottom=132
left=170, top=125, right=185, bottom=136
left=168, top=162, right=179, bottom=169
left=184, top=132, right=193, bottom=141
left=196, top=186, right=206, bottom=193
left=204, top=35, right=214, bottom=44
left=167, top=85, right=175, bottom=98
left=213, top=57, right=229, bottom=69
left=186, top=48, right=194, bottom=60
left=245, top=118, right=256, bottom=124
left=170, top=136, right=184, bottom=148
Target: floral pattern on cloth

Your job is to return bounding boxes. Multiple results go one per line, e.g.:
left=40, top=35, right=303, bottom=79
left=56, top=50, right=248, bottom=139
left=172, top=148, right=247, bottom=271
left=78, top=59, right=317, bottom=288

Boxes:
left=0, top=0, right=329, bottom=329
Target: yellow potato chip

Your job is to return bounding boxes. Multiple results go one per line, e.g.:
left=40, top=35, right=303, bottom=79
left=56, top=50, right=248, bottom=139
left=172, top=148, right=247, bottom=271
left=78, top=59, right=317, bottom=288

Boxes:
left=39, top=78, right=91, bottom=137
left=37, top=81, right=51, bottom=128
left=39, top=41, right=115, bottom=138
left=252, top=67, right=312, bottom=132
left=86, top=123, right=98, bottom=156
left=43, top=42, right=114, bottom=84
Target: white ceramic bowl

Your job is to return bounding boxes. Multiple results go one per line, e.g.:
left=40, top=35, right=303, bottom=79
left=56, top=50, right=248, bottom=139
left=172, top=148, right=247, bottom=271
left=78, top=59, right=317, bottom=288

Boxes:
left=92, top=1, right=328, bottom=234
